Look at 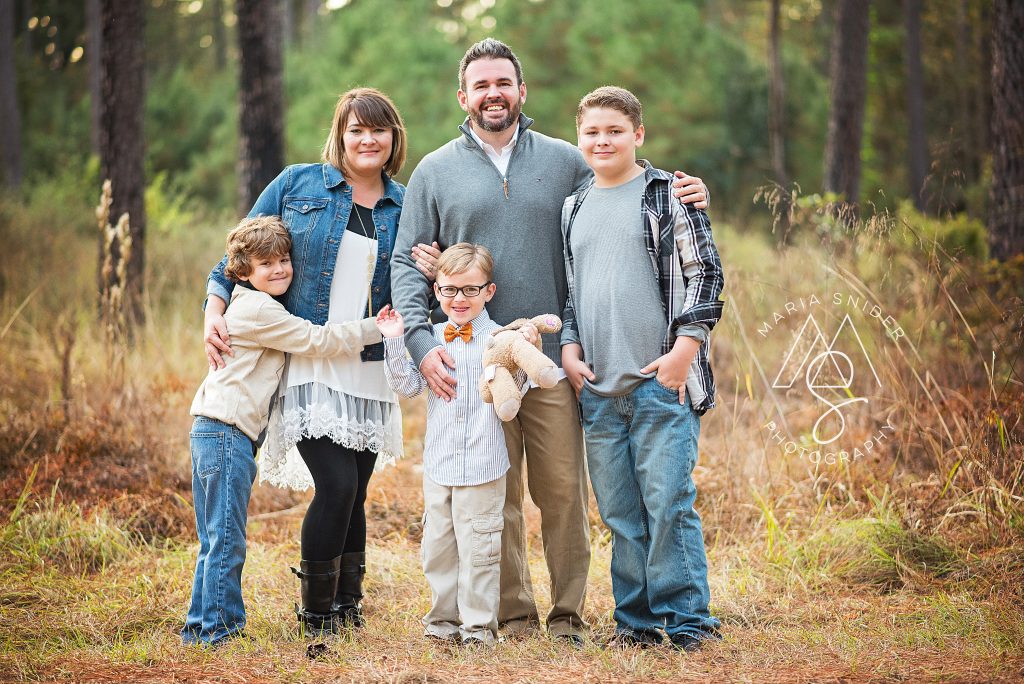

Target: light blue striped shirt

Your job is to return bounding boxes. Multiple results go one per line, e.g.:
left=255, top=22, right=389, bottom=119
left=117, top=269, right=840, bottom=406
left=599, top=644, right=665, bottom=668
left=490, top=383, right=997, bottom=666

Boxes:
left=383, top=309, right=512, bottom=487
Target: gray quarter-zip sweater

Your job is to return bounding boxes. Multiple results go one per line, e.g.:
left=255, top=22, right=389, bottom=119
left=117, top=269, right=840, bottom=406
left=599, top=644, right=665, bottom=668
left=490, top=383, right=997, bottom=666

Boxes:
left=392, top=114, right=592, bottom=365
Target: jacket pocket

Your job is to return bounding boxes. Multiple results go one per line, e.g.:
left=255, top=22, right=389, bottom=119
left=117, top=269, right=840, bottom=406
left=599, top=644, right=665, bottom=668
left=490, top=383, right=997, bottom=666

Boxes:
left=471, top=514, right=504, bottom=566
left=283, top=197, right=330, bottom=234
left=190, top=430, right=225, bottom=478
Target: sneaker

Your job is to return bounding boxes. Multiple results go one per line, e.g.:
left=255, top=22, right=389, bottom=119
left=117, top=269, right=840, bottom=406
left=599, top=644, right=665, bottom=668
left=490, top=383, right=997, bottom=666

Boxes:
left=554, top=633, right=585, bottom=649
left=604, top=630, right=661, bottom=649
left=460, top=635, right=496, bottom=648
left=425, top=632, right=460, bottom=645
left=668, top=630, right=721, bottom=653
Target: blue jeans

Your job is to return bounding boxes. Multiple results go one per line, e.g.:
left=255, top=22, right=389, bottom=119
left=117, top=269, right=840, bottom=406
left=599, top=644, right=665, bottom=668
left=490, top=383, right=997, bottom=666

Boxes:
left=580, top=379, right=720, bottom=640
left=181, top=417, right=258, bottom=645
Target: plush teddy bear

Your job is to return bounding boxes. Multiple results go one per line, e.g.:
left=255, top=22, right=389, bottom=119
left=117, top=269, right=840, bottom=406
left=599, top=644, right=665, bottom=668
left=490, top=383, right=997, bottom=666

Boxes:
left=479, top=314, right=563, bottom=422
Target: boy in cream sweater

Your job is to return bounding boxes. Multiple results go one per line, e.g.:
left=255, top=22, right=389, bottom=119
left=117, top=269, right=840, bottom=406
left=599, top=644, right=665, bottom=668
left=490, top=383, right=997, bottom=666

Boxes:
left=183, top=216, right=381, bottom=646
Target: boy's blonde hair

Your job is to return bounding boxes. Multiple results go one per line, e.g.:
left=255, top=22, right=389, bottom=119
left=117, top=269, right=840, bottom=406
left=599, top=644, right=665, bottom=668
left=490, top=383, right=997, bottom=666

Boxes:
left=576, top=85, right=643, bottom=131
left=436, top=243, right=494, bottom=281
left=224, top=216, right=292, bottom=282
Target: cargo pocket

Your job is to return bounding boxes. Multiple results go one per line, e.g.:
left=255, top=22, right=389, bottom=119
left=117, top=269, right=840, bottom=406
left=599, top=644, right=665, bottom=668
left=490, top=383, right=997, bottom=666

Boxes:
left=471, top=515, right=503, bottom=566
left=190, top=431, right=225, bottom=478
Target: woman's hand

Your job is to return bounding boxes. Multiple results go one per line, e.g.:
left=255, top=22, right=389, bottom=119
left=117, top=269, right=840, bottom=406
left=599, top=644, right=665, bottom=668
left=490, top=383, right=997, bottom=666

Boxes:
left=671, top=171, right=709, bottom=210
left=640, top=336, right=699, bottom=391
left=561, top=343, right=595, bottom=398
left=375, top=304, right=405, bottom=338
left=412, top=241, right=441, bottom=281
left=518, top=323, right=539, bottom=345
left=204, top=296, right=232, bottom=370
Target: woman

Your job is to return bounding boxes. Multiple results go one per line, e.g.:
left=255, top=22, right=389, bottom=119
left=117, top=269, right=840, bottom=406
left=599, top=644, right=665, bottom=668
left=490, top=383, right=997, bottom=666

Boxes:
left=203, top=88, right=433, bottom=644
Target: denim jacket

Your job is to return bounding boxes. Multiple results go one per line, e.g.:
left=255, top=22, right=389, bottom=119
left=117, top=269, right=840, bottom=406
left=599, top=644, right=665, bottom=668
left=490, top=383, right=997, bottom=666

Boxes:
left=206, top=163, right=405, bottom=361
left=560, top=162, right=725, bottom=414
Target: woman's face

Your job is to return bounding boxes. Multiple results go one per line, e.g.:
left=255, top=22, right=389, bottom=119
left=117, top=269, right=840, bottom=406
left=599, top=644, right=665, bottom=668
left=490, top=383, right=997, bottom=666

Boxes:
left=342, top=114, right=394, bottom=177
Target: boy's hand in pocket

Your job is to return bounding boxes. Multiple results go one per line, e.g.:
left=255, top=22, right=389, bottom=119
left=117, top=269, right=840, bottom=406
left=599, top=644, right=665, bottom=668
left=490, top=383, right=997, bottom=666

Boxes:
left=561, top=343, right=595, bottom=398
left=641, top=336, right=700, bottom=390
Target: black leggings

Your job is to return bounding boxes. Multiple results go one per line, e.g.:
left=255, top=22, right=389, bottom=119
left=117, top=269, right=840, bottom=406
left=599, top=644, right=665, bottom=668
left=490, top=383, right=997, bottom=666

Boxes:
left=295, top=437, right=377, bottom=562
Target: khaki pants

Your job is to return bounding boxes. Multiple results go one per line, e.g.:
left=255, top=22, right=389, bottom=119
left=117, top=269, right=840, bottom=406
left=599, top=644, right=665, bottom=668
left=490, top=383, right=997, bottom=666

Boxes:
left=499, top=378, right=590, bottom=636
left=421, top=474, right=506, bottom=643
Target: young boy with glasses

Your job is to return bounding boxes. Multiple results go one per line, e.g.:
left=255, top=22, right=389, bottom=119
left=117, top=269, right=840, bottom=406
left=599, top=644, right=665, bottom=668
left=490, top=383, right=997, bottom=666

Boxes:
left=560, top=87, right=726, bottom=652
left=376, top=243, right=535, bottom=646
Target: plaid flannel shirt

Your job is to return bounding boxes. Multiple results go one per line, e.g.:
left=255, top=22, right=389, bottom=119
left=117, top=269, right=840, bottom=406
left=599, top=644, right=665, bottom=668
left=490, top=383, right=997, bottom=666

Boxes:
left=560, top=161, right=725, bottom=414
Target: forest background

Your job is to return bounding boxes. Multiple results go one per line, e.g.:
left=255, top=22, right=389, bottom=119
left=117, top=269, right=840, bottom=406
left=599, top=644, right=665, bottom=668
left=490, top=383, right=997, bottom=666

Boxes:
left=1, top=1, right=1022, bottom=682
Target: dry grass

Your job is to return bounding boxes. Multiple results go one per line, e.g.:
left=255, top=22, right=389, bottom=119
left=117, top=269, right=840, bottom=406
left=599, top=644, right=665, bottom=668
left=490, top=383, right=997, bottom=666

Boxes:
left=1, top=469, right=1022, bottom=683
left=1, top=193, right=1023, bottom=682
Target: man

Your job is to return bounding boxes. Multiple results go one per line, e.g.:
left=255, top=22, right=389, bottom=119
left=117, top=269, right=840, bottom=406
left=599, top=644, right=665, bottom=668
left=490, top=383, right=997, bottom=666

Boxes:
left=391, top=38, right=709, bottom=645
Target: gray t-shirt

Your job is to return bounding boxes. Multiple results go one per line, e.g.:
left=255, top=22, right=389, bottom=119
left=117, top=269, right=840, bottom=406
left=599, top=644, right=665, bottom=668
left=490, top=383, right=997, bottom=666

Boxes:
left=570, top=173, right=666, bottom=396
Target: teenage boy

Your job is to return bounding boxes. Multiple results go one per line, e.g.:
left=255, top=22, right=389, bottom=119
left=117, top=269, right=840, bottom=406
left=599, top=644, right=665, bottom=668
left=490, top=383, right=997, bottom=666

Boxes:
left=378, top=243, right=535, bottom=646
left=183, top=216, right=381, bottom=646
left=560, top=86, right=725, bottom=652
left=391, top=37, right=710, bottom=645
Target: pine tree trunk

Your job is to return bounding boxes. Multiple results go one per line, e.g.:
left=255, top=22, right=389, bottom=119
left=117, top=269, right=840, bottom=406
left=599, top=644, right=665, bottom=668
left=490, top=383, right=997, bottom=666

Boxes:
left=823, top=0, right=871, bottom=210
left=237, top=0, right=285, bottom=215
left=904, top=0, right=928, bottom=212
left=0, top=0, right=23, bottom=189
left=98, top=0, right=145, bottom=326
left=955, top=0, right=978, bottom=183
left=989, top=0, right=1024, bottom=261
left=768, top=0, right=790, bottom=239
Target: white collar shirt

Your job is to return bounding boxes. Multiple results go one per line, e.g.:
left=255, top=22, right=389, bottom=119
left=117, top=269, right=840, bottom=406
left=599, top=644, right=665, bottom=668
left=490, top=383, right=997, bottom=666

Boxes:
left=469, top=126, right=519, bottom=177
left=382, top=309, right=511, bottom=487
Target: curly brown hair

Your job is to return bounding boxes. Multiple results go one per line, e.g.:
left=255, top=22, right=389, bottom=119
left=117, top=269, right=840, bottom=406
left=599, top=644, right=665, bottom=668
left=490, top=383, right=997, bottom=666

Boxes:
left=224, top=215, right=291, bottom=282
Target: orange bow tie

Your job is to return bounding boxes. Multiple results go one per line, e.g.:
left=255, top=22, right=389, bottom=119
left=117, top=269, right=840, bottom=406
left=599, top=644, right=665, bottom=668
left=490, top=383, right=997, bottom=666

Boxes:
left=444, top=322, right=473, bottom=343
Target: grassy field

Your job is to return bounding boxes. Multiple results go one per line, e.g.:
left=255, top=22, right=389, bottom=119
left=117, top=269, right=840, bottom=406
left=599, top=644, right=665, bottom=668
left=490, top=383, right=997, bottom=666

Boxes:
left=1, top=192, right=1022, bottom=682
left=2, top=451, right=1022, bottom=683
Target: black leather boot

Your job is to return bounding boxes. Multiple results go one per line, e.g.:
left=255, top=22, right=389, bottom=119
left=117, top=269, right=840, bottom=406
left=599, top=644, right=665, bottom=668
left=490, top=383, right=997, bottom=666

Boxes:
left=333, top=552, right=366, bottom=628
left=291, top=556, right=341, bottom=641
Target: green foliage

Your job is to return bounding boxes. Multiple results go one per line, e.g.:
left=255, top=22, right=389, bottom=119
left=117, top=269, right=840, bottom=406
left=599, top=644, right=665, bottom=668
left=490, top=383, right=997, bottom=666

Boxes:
left=897, top=200, right=989, bottom=259
left=145, top=64, right=238, bottom=207
left=11, top=0, right=833, bottom=219
left=145, top=171, right=193, bottom=237
left=284, top=0, right=466, bottom=179
left=760, top=490, right=962, bottom=590
left=8, top=0, right=997, bottom=229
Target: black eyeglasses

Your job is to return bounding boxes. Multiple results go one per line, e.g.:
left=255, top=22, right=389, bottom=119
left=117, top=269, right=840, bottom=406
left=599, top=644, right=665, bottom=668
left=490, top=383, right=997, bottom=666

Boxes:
left=435, top=282, right=491, bottom=298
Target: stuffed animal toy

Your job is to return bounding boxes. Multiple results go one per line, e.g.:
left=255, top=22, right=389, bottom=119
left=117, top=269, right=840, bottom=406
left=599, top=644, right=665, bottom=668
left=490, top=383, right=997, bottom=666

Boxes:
left=480, top=314, right=563, bottom=421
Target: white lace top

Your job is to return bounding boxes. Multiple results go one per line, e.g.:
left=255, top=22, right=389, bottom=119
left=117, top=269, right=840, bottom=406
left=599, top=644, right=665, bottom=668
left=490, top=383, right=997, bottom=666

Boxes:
left=258, top=228, right=404, bottom=491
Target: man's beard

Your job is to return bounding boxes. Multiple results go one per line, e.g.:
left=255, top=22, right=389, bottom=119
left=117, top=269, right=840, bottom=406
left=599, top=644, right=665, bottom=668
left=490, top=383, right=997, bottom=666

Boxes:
left=470, top=97, right=523, bottom=133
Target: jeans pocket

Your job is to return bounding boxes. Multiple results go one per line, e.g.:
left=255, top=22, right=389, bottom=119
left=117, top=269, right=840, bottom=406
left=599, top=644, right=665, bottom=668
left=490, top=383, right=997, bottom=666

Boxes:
left=190, top=430, right=225, bottom=478
left=653, top=377, right=681, bottom=396
left=470, top=515, right=503, bottom=567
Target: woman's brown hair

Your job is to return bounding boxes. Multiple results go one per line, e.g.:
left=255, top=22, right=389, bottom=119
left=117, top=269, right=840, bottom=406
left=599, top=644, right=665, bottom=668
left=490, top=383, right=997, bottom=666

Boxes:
left=322, top=87, right=407, bottom=178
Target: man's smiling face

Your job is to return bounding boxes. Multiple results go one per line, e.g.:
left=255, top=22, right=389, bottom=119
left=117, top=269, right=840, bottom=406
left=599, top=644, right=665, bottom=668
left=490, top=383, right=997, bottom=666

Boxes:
left=458, top=57, right=527, bottom=134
